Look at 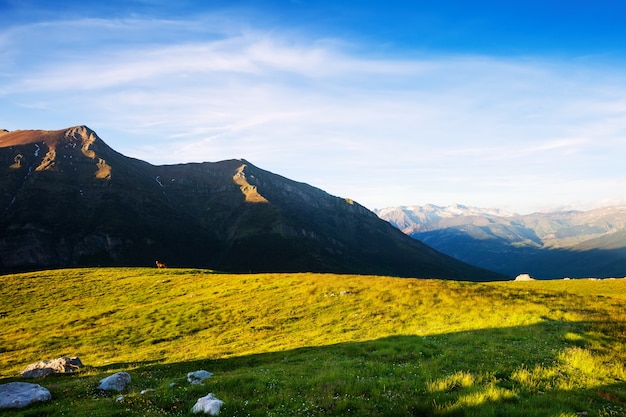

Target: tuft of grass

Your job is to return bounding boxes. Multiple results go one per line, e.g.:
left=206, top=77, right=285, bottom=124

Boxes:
left=0, top=269, right=625, bottom=416
left=427, top=371, right=479, bottom=393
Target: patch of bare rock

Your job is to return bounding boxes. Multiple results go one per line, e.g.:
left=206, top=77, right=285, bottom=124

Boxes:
left=21, top=356, right=83, bottom=378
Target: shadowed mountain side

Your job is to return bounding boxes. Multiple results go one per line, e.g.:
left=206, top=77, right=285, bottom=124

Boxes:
left=377, top=205, right=626, bottom=279
left=0, top=127, right=504, bottom=280
left=4, top=322, right=623, bottom=416
left=0, top=127, right=221, bottom=270
left=416, top=229, right=626, bottom=279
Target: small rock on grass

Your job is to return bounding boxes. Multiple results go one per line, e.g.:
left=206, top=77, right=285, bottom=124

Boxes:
left=187, top=370, right=213, bottom=384
left=98, top=372, right=131, bottom=392
left=191, top=393, right=224, bottom=415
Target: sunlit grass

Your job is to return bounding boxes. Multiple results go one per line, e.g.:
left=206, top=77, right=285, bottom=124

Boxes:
left=0, top=269, right=625, bottom=416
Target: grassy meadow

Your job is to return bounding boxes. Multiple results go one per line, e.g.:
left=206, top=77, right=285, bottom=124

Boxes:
left=0, top=268, right=625, bottom=416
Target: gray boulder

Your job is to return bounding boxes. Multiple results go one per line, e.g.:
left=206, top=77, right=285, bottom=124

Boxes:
left=97, top=372, right=131, bottom=392
left=21, top=356, right=83, bottom=378
left=0, top=382, right=51, bottom=409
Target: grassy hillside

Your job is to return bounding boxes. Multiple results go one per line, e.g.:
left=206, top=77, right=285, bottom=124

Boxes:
left=1, top=268, right=625, bottom=416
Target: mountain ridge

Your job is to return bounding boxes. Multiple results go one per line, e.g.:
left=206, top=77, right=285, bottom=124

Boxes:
left=0, top=126, right=504, bottom=281
left=376, top=204, right=626, bottom=279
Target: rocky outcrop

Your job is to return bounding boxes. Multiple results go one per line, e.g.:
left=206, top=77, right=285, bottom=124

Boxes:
left=0, top=382, right=51, bottom=409
left=21, top=356, right=83, bottom=378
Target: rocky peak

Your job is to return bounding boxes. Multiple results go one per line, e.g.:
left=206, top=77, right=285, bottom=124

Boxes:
left=0, top=125, right=103, bottom=150
left=0, top=126, right=113, bottom=179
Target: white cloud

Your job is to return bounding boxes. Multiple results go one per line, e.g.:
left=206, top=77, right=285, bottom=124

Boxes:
left=2, top=15, right=626, bottom=212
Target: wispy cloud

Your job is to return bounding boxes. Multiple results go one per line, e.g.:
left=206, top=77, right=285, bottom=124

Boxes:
left=1, top=14, right=626, bottom=213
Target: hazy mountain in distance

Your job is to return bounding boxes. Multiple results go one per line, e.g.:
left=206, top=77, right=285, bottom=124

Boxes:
left=0, top=126, right=505, bottom=281
left=376, top=204, right=626, bottom=279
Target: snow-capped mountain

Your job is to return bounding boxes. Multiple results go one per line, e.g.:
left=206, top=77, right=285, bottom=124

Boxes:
left=376, top=204, right=626, bottom=279
left=375, top=204, right=516, bottom=234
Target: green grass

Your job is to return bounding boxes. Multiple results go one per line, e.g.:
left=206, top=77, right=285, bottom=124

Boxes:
left=1, top=268, right=625, bottom=416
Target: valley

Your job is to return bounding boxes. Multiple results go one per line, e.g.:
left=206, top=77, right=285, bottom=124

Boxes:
left=377, top=204, right=626, bottom=279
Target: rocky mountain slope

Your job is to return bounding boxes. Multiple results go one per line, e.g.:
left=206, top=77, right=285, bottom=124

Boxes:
left=376, top=204, right=626, bottom=279
left=0, top=126, right=504, bottom=280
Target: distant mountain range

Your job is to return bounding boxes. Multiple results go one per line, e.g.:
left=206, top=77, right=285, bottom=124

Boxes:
left=0, top=126, right=504, bottom=281
left=376, top=204, right=626, bottom=279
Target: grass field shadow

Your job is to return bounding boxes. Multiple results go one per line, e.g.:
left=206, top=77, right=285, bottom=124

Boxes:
left=3, top=320, right=624, bottom=416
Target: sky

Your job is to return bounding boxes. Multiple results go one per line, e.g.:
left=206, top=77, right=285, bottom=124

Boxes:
left=1, top=0, right=626, bottom=214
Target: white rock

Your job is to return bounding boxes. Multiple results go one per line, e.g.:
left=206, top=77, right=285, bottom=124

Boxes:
left=191, top=393, right=224, bottom=415
left=187, top=370, right=213, bottom=384
left=514, top=273, right=535, bottom=281
left=98, top=372, right=131, bottom=392
left=0, top=382, right=51, bottom=409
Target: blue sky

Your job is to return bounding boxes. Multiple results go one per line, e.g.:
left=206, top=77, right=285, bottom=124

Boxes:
left=2, top=1, right=626, bottom=213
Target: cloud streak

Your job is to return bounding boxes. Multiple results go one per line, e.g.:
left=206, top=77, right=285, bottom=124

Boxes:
left=1, top=14, right=626, bottom=213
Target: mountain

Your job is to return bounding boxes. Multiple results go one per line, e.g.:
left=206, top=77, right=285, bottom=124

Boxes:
left=376, top=204, right=626, bottom=279
left=0, top=126, right=504, bottom=280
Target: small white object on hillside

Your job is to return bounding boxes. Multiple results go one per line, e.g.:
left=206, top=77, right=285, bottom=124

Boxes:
left=514, top=273, right=535, bottom=281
